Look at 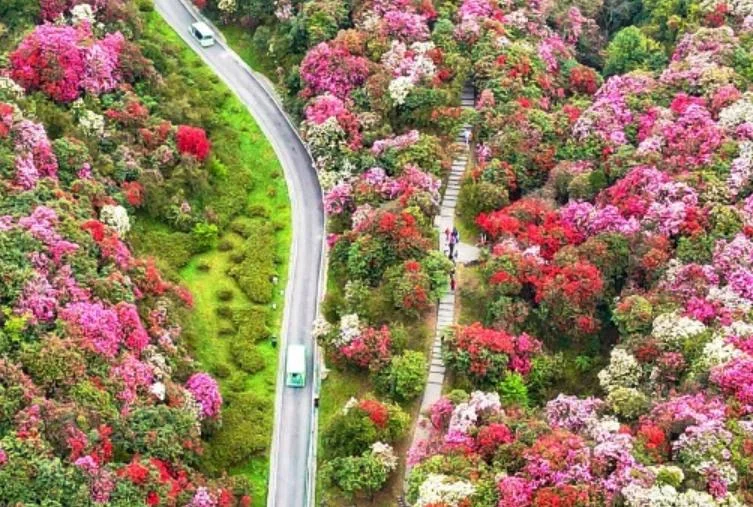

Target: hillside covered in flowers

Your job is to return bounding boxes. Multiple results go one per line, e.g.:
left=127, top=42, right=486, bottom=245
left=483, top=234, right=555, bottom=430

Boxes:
left=202, top=0, right=753, bottom=504
left=0, top=0, right=291, bottom=504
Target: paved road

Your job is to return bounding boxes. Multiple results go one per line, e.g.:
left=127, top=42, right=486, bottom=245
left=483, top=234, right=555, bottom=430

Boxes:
left=154, top=2, right=324, bottom=505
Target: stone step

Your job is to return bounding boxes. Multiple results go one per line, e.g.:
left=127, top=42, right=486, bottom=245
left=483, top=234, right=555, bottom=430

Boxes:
left=430, top=366, right=446, bottom=375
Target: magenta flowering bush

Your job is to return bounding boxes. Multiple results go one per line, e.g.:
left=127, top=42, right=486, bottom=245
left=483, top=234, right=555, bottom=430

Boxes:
left=185, top=372, right=223, bottom=419
left=10, top=24, right=124, bottom=103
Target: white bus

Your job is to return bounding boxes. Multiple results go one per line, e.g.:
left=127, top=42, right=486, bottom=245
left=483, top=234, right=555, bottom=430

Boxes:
left=190, top=22, right=215, bottom=48
left=286, top=344, right=306, bottom=388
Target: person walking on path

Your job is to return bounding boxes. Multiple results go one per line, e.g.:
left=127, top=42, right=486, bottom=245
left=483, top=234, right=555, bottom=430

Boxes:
left=464, top=129, right=471, bottom=149
left=452, top=226, right=459, bottom=243
left=444, top=227, right=451, bottom=244
left=449, top=240, right=455, bottom=257
left=450, top=270, right=457, bottom=291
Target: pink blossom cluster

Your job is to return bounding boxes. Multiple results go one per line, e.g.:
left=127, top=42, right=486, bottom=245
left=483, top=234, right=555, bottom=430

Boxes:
left=300, top=42, right=370, bottom=99
left=185, top=372, right=222, bottom=419
left=10, top=24, right=124, bottom=103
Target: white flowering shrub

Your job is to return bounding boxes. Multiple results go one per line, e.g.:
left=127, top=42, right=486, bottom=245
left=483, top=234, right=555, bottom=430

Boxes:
left=333, top=313, right=361, bottom=348
left=218, top=0, right=237, bottom=14
left=0, top=76, right=25, bottom=100
left=100, top=204, right=131, bottom=237
left=312, top=316, right=333, bottom=341
left=651, top=312, right=707, bottom=350
left=415, top=474, right=476, bottom=507
left=71, top=4, right=95, bottom=24
left=78, top=109, right=105, bottom=137
left=389, top=76, right=414, bottom=106
left=598, top=348, right=642, bottom=393
left=370, top=442, right=398, bottom=471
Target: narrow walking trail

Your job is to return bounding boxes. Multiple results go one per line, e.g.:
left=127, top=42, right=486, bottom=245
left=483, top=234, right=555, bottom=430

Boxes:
left=407, top=83, right=476, bottom=471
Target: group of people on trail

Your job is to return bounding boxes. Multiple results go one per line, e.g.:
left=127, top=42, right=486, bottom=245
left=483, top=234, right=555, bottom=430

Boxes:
left=444, top=226, right=460, bottom=257
left=445, top=226, right=460, bottom=291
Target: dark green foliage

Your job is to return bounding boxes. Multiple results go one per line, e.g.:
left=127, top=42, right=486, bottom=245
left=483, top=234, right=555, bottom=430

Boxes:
left=227, top=220, right=277, bottom=304
left=215, top=288, right=235, bottom=302
left=603, top=26, right=667, bottom=76
left=202, top=392, right=271, bottom=471
left=116, top=406, right=201, bottom=463
left=216, top=305, right=234, bottom=318
left=458, top=181, right=509, bottom=227
left=229, top=339, right=266, bottom=374
left=233, top=306, right=271, bottom=343
left=375, top=351, right=426, bottom=402
left=321, top=454, right=390, bottom=501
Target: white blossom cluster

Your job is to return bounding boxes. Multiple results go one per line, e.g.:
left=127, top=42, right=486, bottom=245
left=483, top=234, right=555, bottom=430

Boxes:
left=728, top=140, right=753, bottom=196
left=100, top=204, right=131, bottom=237
left=217, top=0, right=237, bottom=14
left=78, top=109, right=105, bottom=137
left=708, top=286, right=753, bottom=313
left=598, top=348, right=642, bottom=394
left=333, top=313, right=360, bottom=348
left=448, top=391, right=502, bottom=434
left=0, top=77, right=25, bottom=100
left=651, top=312, right=707, bottom=350
left=622, top=484, right=743, bottom=507
left=414, top=474, right=476, bottom=507
left=719, top=94, right=753, bottom=131
left=695, top=334, right=743, bottom=372
left=71, top=3, right=95, bottom=24
left=370, top=442, right=398, bottom=471
left=389, top=76, right=414, bottom=106
left=312, top=316, right=333, bottom=341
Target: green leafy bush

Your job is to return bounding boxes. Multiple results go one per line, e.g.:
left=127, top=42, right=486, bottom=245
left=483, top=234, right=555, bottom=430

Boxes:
left=230, top=339, right=266, bottom=374
left=202, top=392, right=271, bottom=471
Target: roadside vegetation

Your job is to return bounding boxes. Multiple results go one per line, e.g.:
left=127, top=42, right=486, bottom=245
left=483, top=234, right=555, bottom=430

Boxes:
left=133, top=8, right=291, bottom=503
left=200, top=0, right=753, bottom=504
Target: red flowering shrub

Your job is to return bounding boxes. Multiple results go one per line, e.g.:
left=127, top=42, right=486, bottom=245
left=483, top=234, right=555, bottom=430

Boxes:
left=358, top=399, right=389, bottom=429
left=477, top=199, right=582, bottom=260
left=532, top=261, right=604, bottom=340
left=568, top=65, right=600, bottom=95
left=11, top=25, right=123, bottom=103
left=476, top=423, right=515, bottom=459
left=176, top=125, right=211, bottom=162
left=444, top=323, right=542, bottom=387
left=339, top=325, right=392, bottom=371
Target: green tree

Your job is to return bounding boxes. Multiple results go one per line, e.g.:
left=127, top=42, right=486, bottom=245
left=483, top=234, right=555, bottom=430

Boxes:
left=322, top=453, right=389, bottom=500
left=498, top=372, right=529, bottom=407
left=603, top=26, right=667, bottom=76
left=375, top=351, right=427, bottom=402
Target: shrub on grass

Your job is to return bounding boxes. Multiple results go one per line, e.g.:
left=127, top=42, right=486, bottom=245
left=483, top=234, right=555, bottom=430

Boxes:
left=228, top=222, right=277, bottom=304
left=218, top=322, right=237, bottom=337
left=246, top=204, right=270, bottom=218
left=233, top=307, right=270, bottom=343
left=374, top=351, right=426, bottom=402
left=229, top=217, right=255, bottom=238
left=202, top=392, right=272, bottom=471
left=197, top=260, right=211, bottom=272
left=211, top=362, right=232, bottom=379
left=216, top=305, right=234, bottom=319
left=230, top=251, right=246, bottom=264
left=230, top=339, right=266, bottom=374
left=217, top=239, right=234, bottom=252
left=215, top=288, right=234, bottom=302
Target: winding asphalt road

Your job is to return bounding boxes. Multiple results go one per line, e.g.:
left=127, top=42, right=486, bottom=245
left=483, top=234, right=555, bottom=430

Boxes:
left=154, top=1, right=324, bottom=505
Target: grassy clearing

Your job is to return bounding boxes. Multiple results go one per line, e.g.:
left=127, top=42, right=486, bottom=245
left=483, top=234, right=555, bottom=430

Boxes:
left=132, top=11, right=292, bottom=504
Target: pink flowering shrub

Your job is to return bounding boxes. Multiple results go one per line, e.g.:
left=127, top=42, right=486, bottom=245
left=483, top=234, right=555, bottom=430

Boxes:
left=185, top=372, right=222, bottom=419
left=300, top=42, right=370, bottom=99
left=10, top=25, right=123, bottom=103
